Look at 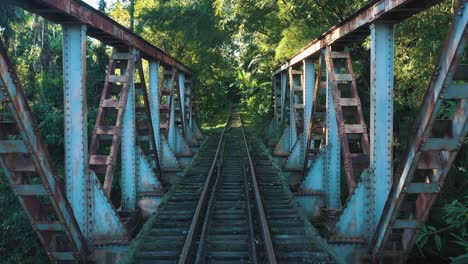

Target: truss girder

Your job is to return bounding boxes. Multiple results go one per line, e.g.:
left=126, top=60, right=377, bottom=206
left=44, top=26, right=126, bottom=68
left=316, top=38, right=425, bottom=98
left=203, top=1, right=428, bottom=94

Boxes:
left=270, top=1, right=467, bottom=262
left=6, top=0, right=191, bottom=74
left=0, top=38, right=88, bottom=263
left=372, top=3, right=468, bottom=262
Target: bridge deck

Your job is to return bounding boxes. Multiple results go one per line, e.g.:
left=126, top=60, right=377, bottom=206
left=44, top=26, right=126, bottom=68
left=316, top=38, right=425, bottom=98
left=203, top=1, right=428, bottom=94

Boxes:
left=122, top=115, right=337, bottom=263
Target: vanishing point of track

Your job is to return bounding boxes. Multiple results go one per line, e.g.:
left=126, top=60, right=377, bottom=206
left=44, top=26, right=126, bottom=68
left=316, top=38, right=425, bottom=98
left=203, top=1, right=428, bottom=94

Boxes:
left=132, top=110, right=336, bottom=263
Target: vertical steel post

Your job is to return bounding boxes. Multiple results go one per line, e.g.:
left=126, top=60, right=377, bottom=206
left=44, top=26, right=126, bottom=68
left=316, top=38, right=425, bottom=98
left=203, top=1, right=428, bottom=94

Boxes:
left=273, top=76, right=278, bottom=129
left=168, top=72, right=176, bottom=150
left=303, top=59, right=315, bottom=162
left=289, top=68, right=297, bottom=149
left=280, top=71, right=287, bottom=129
left=189, top=93, right=193, bottom=130
left=188, top=79, right=193, bottom=129
left=325, top=49, right=341, bottom=209
left=369, top=23, right=394, bottom=229
left=149, top=61, right=161, bottom=154
left=62, top=24, right=89, bottom=237
left=179, top=73, right=185, bottom=123
left=121, top=51, right=136, bottom=210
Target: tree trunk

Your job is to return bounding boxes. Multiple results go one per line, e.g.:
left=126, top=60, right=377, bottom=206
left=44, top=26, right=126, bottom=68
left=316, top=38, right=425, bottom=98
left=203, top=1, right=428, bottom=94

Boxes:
left=130, top=0, right=135, bottom=32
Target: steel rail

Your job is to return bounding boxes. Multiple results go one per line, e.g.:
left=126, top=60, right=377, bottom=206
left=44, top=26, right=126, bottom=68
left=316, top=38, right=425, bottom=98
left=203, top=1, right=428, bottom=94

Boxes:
left=242, top=156, right=259, bottom=264
left=274, top=0, right=444, bottom=74
left=194, top=135, right=226, bottom=263
left=186, top=112, right=259, bottom=263
left=239, top=116, right=277, bottom=264
left=200, top=113, right=260, bottom=263
left=6, top=0, right=192, bottom=74
left=178, top=110, right=232, bottom=263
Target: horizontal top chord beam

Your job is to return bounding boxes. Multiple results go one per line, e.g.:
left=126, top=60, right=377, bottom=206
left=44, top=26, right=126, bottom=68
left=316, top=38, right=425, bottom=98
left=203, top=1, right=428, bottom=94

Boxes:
left=274, top=0, right=443, bottom=74
left=7, top=0, right=192, bottom=74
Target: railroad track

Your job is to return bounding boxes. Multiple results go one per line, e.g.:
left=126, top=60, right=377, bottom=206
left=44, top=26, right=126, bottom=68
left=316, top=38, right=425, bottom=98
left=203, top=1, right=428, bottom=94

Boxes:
left=128, top=110, right=336, bottom=263
left=131, top=133, right=224, bottom=263
left=190, top=115, right=257, bottom=262
left=177, top=112, right=275, bottom=263
left=248, top=140, right=336, bottom=263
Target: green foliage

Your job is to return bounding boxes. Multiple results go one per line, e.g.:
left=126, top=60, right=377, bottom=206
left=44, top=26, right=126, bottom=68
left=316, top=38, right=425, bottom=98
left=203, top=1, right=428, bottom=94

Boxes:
left=416, top=196, right=468, bottom=261
left=0, top=6, right=114, bottom=261
left=393, top=3, right=452, bottom=110
left=235, top=56, right=271, bottom=121
left=444, top=198, right=468, bottom=262
left=107, top=0, right=237, bottom=126
left=443, top=197, right=468, bottom=232
left=275, top=19, right=316, bottom=61
left=417, top=225, right=443, bottom=252
left=0, top=179, right=48, bottom=263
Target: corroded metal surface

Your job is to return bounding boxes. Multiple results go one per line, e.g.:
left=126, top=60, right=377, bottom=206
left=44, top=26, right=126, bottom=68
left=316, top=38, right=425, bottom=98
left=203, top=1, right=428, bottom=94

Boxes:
left=0, top=40, right=88, bottom=263
left=89, top=48, right=135, bottom=197
left=271, top=0, right=467, bottom=262
left=134, top=56, right=163, bottom=187
left=274, top=0, right=444, bottom=74
left=6, top=0, right=192, bottom=74
left=303, top=54, right=327, bottom=174
left=63, top=23, right=90, bottom=242
left=325, top=46, right=370, bottom=194
left=372, top=2, right=468, bottom=262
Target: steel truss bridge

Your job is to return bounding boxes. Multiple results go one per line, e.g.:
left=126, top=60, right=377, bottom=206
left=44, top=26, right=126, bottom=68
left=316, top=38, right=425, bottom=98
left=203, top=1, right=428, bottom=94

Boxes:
left=0, top=0, right=466, bottom=263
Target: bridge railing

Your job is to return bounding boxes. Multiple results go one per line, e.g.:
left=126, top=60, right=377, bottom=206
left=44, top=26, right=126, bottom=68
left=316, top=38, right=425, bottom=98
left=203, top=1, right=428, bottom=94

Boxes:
left=268, top=0, right=467, bottom=262
left=0, top=0, right=203, bottom=262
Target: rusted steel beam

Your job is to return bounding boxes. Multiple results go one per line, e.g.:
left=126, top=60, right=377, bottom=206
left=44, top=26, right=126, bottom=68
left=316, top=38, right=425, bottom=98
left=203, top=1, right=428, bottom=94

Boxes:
left=176, top=73, right=186, bottom=138
left=6, top=0, right=192, bottom=74
left=274, top=0, right=444, bottom=74
left=0, top=40, right=88, bottom=262
left=371, top=1, right=468, bottom=261
left=325, top=46, right=370, bottom=194
left=89, top=48, right=135, bottom=197
left=166, top=68, right=178, bottom=143
left=136, top=60, right=163, bottom=182
left=303, top=55, right=325, bottom=175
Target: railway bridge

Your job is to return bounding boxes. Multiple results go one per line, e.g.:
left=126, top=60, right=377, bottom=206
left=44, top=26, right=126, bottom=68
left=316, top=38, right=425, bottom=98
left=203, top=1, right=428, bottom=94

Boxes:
left=0, top=0, right=466, bottom=263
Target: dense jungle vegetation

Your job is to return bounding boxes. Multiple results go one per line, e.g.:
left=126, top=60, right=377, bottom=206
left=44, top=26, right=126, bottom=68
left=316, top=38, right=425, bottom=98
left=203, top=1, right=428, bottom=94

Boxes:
left=0, top=0, right=466, bottom=263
